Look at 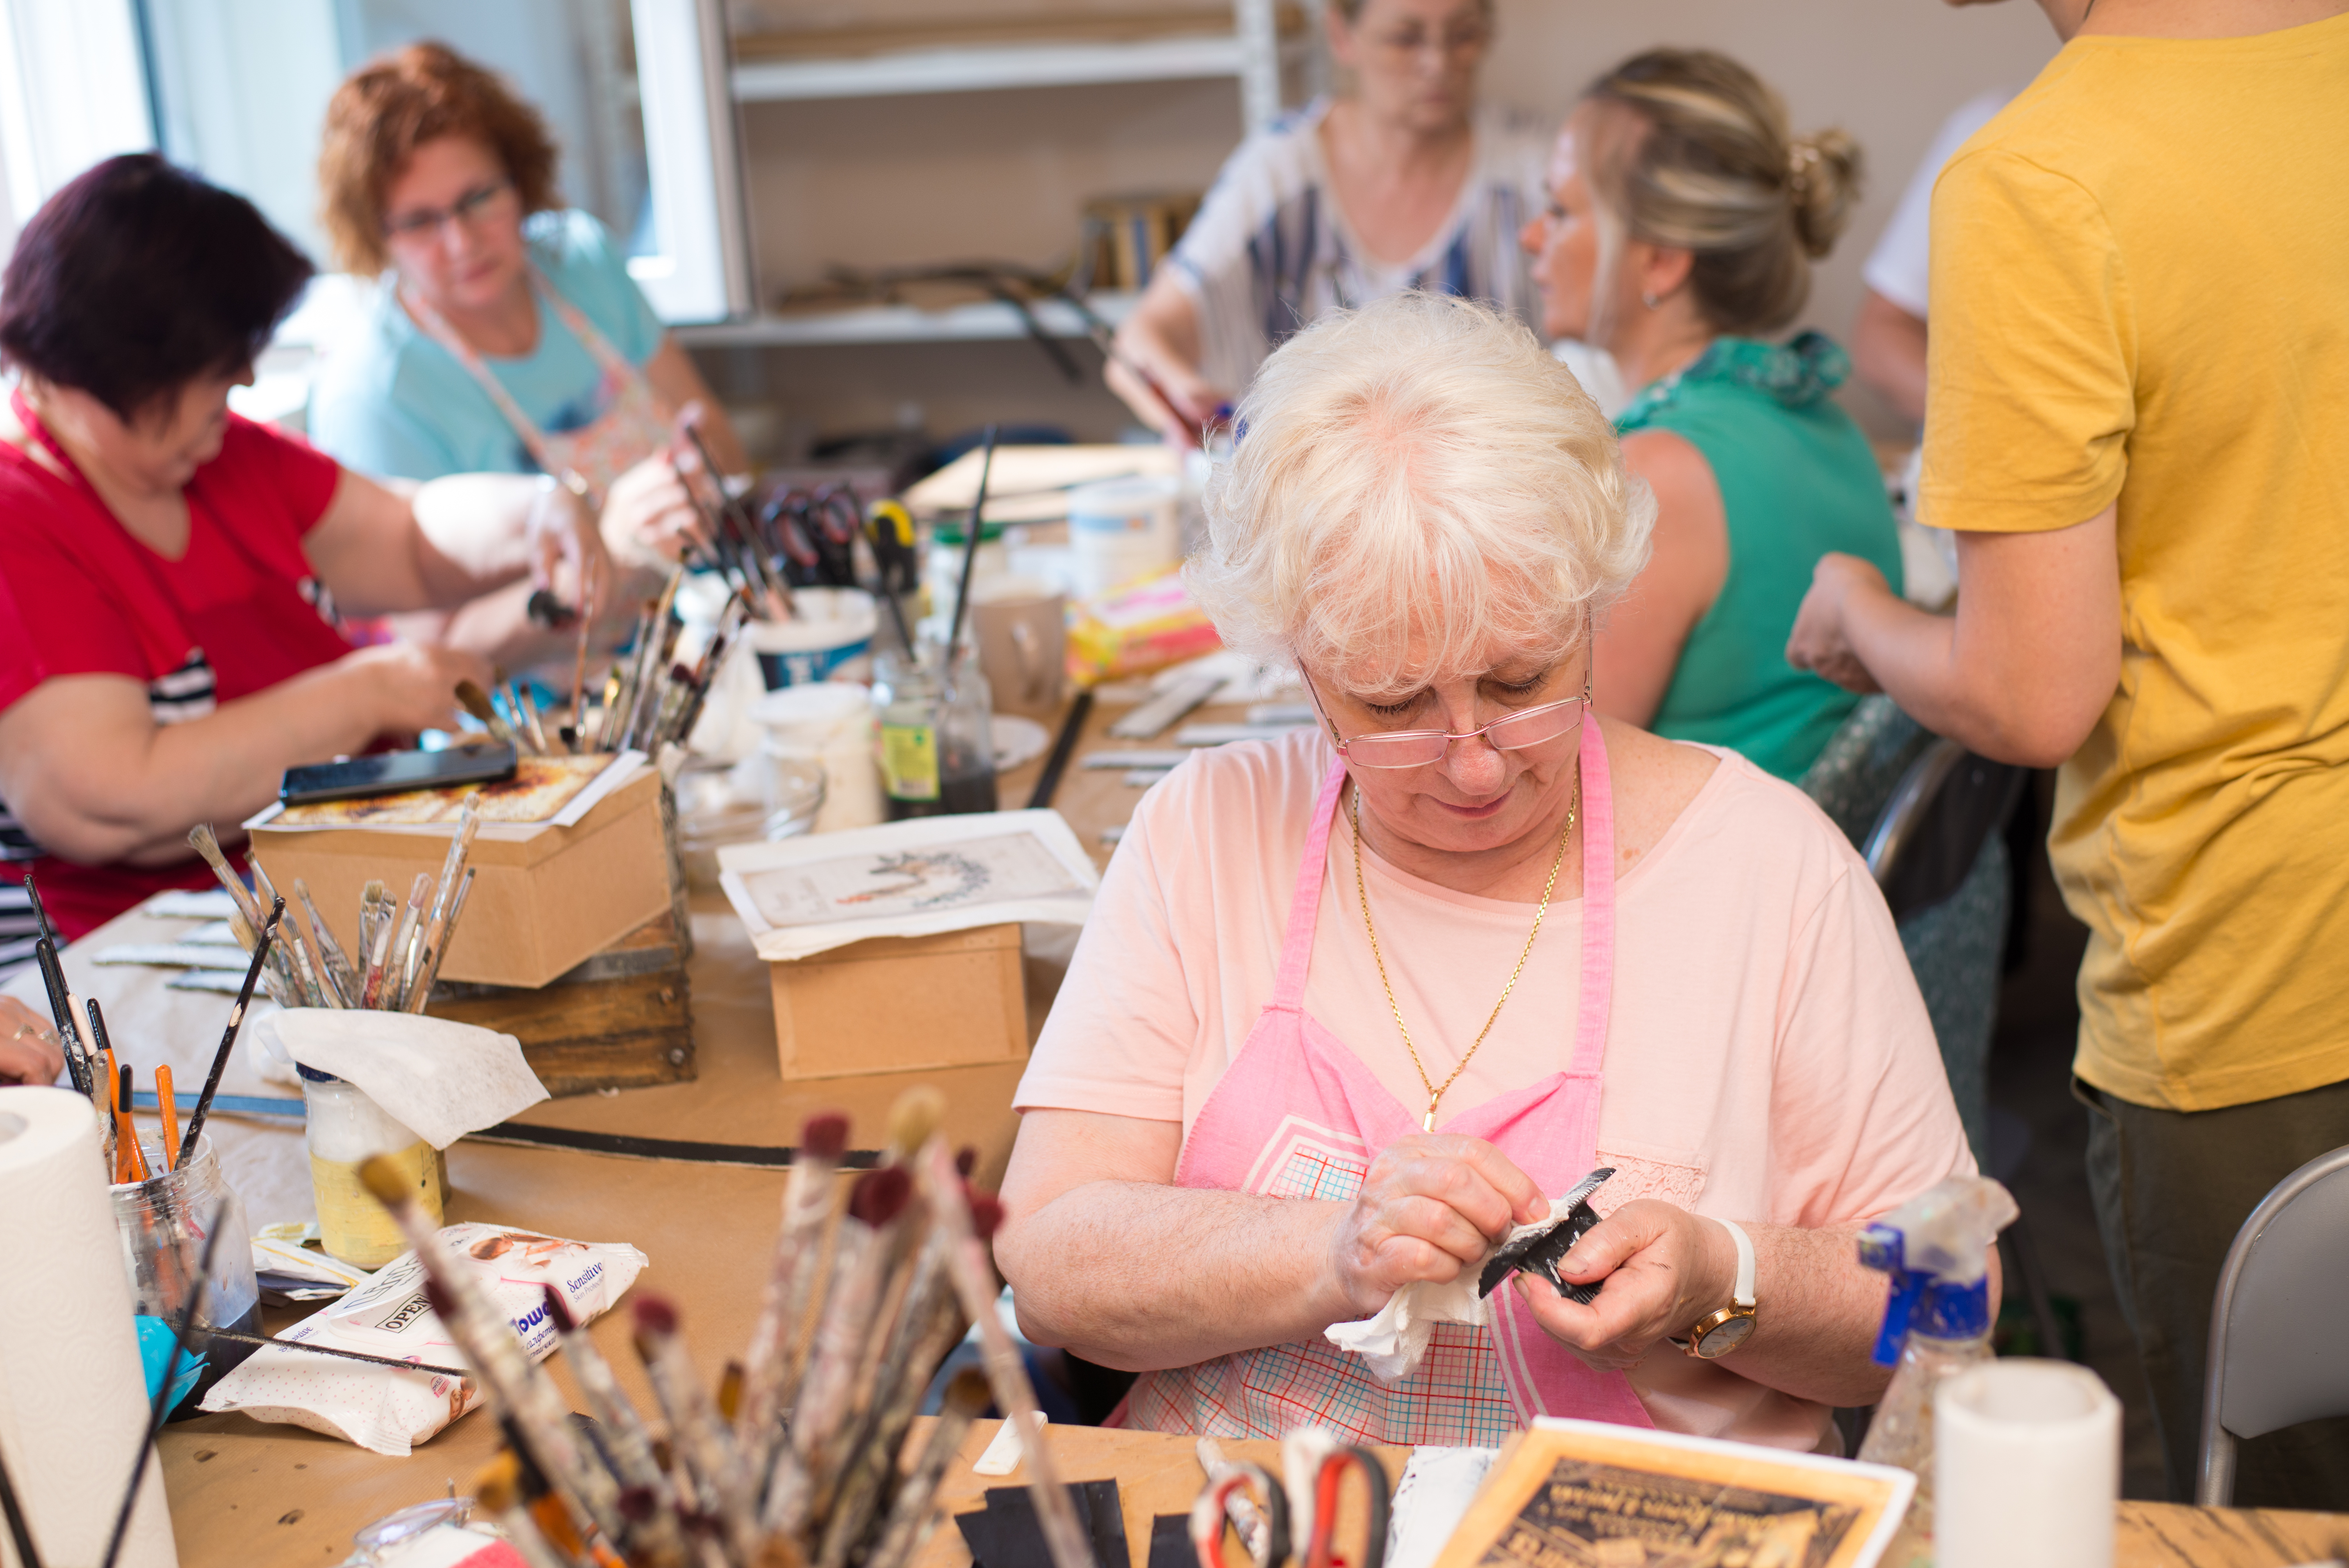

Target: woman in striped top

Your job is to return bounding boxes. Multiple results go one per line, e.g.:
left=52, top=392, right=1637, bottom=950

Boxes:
left=1106, top=0, right=1548, bottom=442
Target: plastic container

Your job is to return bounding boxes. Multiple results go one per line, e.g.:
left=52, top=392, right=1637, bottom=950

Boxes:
left=748, top=586, right=876, bottom=689
left=301, top=1066, right=444, bottom=1269
left=1069, top=473, right=1181, bottom=598
left=110, top=1131, right=261, bottom=1410
left=923, top=518, right=1011, bottom=624
left=751, top=681, right=885, bottom=833
left=871, top=644, right=999, bottom=819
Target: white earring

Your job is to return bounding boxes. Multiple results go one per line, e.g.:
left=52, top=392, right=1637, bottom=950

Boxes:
left=1641, top=290, right=1661, bottom=310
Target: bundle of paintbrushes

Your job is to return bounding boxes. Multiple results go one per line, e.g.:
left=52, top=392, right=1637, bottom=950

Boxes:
left=184, top=802, right=482, bottom=1013
left=353, top=1092, right=1100, bottom=1568
left=579, top=571, right=754, bottom=758
left=673, top=422, right=796, bottom=623
left=21, top=871, right=278, bottom=1185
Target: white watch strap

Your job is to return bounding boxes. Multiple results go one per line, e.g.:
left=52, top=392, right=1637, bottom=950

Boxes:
left=1720, top=1219, right=1756, bottom=1308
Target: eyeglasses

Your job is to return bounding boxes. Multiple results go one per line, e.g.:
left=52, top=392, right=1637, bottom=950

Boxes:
left=384, top=180, right=513, bottom=242
left=1305, top=677, right=1590, bottom=769
left=1365, top=21, right=1492, bottom=60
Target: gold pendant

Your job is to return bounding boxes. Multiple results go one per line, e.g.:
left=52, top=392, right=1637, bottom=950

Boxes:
left=1422, top=1105, right=1438, bottom=1133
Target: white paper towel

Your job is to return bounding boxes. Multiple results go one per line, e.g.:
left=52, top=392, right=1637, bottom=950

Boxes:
left=255, top=1009, right=549, bottom=1150
left=0, top=1087, right=179, bottom=1568
left=1936, top=1359, right=2119, bottom=1568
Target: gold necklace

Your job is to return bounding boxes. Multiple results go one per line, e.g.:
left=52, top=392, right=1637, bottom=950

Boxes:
left=1351, top=769, right=1580, bottom=1131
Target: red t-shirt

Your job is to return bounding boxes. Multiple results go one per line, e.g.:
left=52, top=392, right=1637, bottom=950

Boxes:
left=0, top=401, right=350, bottom=938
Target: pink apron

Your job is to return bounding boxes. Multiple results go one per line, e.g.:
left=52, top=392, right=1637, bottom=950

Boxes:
left=1120, top=711, right=1654, bottom=1443
left=403, top=269, right=671, bottom=509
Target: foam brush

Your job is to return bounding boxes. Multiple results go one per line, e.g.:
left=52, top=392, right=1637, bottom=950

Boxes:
left=542, top=1288, right=688, bottom=1568
left=859, top=1368, right=992, bottom=1568
left=759, top=1167, right=913, bottom=1539
left=736, top=1113, right=850, bottom=1458
left=631, top=1295, right=757, bottom=1563
left=921, top=1137, right=1097, bottom=1568
left=355, top=1156, right=624, bottom=1541
left=185, top=824, right=264, bottom=929
left=293, top=878, right=359, bottom=1005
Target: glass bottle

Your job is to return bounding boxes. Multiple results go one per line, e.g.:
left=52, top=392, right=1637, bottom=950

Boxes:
left=301, top=1065, right=445, bottom=1269
left=872, top=641, right=998, bottom=818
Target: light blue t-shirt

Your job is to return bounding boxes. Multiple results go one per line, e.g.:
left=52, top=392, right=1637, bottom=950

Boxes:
left=310, top=209, right=666, bottom=482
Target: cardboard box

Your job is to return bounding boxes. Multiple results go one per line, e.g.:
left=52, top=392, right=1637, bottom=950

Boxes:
left=248, top=770, right=671, bottom=990
left=769, top=922, right=1027, bottom=1081
left=425, top=912, right=693, bottom=1097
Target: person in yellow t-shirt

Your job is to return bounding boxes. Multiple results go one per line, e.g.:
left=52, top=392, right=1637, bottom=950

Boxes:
left=1784, top=0, right=2349, bottom=1509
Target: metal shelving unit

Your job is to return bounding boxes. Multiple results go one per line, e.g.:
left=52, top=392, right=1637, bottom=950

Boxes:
left=676, top=291, right=1137, bottom=349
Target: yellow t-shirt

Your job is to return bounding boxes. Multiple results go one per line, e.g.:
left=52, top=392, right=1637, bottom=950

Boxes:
left=1920, top=11, right=2349, bottom=1112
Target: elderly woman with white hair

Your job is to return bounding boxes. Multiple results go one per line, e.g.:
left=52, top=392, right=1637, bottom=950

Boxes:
left=994, top=292, right=1978, bottom=1450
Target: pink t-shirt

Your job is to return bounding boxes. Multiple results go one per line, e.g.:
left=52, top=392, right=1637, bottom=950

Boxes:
left=1016, top=728, right=1974, bottom=1449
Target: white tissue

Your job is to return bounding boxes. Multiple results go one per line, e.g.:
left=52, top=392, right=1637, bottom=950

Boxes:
left=1323, top=1193, right=1590, bottom=1383
left=256, top=1009, right=549, bottom=1150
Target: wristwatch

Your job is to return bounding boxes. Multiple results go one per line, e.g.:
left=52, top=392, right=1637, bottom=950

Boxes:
left=1675, top=1219, right=1758, bottom=1360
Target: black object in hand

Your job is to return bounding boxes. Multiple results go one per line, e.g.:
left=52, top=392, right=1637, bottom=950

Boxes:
left=1477, top=1166, right=1617, bottom=1305
left=526, top=588, right=577, bottom=629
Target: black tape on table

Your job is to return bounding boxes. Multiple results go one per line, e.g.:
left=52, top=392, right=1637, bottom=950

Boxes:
left=1146, top=1513, right=1194, bottom=1568
left=959, top=1481, right=1130, bottom=1568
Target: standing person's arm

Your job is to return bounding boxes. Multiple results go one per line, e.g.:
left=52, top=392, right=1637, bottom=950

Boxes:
left=1785, top=514, right=2119, bottom=766
left=1851, top=290, right=1930, bottom=427
left=1786, top=148, right=2132, bottom=766
left=1108, top=275, right=1232, bottom=445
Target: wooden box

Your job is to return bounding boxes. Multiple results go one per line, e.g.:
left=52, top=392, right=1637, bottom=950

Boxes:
left=424, top=912, right=694, bottom=1097
left=248, top=770, right=672, bottom=990
left=769, top=922, right=1028, bottom=1081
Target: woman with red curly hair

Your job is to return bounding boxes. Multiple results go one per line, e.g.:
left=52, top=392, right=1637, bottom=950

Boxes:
left=310, top=41, right=741, bottom=569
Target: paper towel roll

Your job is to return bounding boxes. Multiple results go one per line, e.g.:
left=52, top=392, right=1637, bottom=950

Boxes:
left=0, top=1087, right=180, bottom=1568
left=1936, top=1358, right=2119, bottom=1568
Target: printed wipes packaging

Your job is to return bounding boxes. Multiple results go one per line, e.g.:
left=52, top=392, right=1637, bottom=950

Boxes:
left=200, top=1222, right=647, bottom=1456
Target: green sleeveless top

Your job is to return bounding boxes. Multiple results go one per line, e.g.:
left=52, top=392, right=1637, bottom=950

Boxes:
left=1616, top=332, right=1903, bottom=780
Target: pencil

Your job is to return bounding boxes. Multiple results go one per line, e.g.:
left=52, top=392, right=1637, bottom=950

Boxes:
left=155, top=1065, right=180, bottom=1171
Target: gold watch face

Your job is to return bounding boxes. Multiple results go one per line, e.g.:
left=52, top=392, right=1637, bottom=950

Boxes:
left=1692, top=1309, right=1757, bottom=1360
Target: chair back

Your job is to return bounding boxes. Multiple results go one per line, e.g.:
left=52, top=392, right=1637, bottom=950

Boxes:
left=1799, top=695, right=1932, bottom=847
left=1863, top=740, right=2028, bottom=923
left=2195, top=1144, right=2349, bottom=1504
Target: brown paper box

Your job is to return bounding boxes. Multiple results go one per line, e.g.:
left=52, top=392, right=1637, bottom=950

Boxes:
left=248, top=770, right=670, bottom=990
left=769, top=922, right=1028, bottom=1080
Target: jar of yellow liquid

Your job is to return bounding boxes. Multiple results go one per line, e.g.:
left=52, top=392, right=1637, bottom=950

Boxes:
left=299, top=1065, right=444, bottom=1268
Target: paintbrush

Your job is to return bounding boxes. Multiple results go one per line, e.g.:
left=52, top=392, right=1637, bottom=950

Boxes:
left=735, top=1113, right=850, bottom=1458
left=945, top=424, right=1000, bottom=670
left=921, top=1137, right=1097, bottom=1568
left=357, top=880, right=393, bottom=1008
left=456, top=679, right=519, bottom=747
left=404, top=867, right=475, bottom=1013
left=631, top=1294, right=758, bottom=1562
left=186, top=824, right=264, bottom=929
left=31, top=936, right=91, bottom=1096
left=253, top=857, right=334, bottom=1007
left=473, top=1452, right=578, bottom=1568
left=515, top=682, right=552, bottom=756
left=570, top=572, right=598, bottom=755
left=155, top=1065, right=181, bottom=1173
left=113, top=1061, right=150, bottom=1185
left=683, top=422, right=795, bottom=620
left=380, top=871, right=434, bottom=1012
left=179, top=898, right=280, bottom=1169
left=859, top=1367, right=993, bottom=1568
left=173, top=1319, right=467, bottom=1377
left=67, top=982, right=115, bottom=1170
left=0, top=1421, right=42, bottom=1568
left=424, top=800, right=482, bottom=936
left=540, top=1287, right=684, bottom=1561
left=238, top=857, right=310, bottom=1005
left=293, top=879, right=359, bottom=1005
left=761, top=1167, right=914, bottom=1538
left=353, top=1157, right=626, bottom=1541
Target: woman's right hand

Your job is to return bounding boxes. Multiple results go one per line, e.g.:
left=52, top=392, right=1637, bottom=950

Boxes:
left=600, top=453, right=705, bottom=571
left=0, top=996, right=64, bottom=1086
left=344, top=641, right=497, bottom=737
left=1326, top=1135, right=1548, bottom=1318
left=1107, top=288, right=1232, bottom=447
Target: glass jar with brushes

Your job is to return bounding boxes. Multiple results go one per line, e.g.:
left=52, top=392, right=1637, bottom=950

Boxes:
left=110, top=1131, right=262, bottom=1413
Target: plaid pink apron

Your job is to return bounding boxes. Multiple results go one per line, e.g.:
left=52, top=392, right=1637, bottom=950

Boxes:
left=1118, top=711, right=1654, bottom=1443
left=403, top=269, right=671, bottom=509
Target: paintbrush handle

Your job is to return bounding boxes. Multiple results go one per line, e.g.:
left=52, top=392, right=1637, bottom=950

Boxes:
left=860, top=1384, right=988, bottom=1568
left=180, top=902, right=279, bottom=1169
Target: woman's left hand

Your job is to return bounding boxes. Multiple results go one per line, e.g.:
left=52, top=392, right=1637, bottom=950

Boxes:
left=1513, top=1199, right=1740, bottom=1370
left=525, top=481, right=614, bottom=620
left=0, top=996, right=66, bottom=1086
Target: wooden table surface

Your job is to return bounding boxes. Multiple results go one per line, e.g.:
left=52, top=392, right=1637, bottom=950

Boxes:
left=144, top=691, right=2345, bottom=1567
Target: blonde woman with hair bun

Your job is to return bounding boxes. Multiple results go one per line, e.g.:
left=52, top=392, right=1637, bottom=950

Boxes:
left=996, top=292, right=1974, bottom=1450
left=1523, top=49, right=1900, bottom=781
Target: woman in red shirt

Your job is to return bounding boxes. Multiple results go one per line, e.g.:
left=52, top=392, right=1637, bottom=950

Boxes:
left=0, top=155, right=610, bottom=941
